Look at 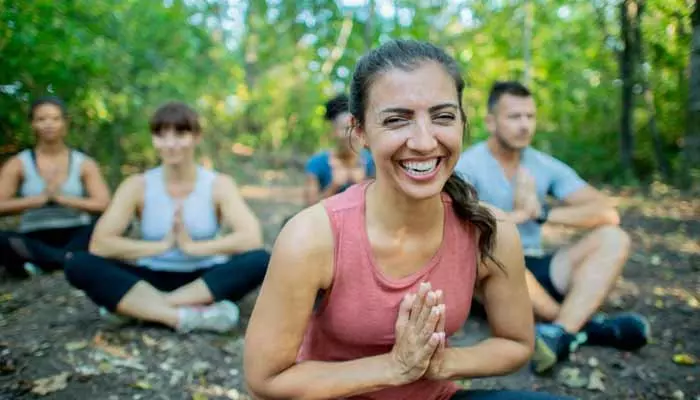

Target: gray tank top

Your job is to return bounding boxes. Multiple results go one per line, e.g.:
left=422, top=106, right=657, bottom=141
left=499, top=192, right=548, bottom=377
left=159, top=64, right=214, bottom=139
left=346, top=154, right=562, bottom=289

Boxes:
left=17, top=149, right=92, bottom=232
left=137, top=166, right=229, bottom=272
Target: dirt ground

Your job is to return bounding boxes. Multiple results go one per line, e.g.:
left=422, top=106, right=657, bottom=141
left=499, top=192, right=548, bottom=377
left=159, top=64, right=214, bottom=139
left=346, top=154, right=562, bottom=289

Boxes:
left=0, top=167, right=698, bottom=400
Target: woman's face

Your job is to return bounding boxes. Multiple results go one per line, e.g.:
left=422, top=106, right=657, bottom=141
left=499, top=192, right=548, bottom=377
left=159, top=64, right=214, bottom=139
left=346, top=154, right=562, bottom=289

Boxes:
left=358, top=61, right=464, bottom=200
left=152, top=127, right=199, bottom=166
left=31, top=104, right=67, bottom=144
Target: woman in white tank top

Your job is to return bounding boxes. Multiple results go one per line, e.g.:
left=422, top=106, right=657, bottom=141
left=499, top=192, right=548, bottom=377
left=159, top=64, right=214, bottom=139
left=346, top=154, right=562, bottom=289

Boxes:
left=0, top=96, right=110, bottom=277
left=64, top=102, right=270, bottom=334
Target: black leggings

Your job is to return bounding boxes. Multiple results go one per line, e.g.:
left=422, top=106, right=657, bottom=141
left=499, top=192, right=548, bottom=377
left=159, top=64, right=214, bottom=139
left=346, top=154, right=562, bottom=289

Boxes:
left=0, top=224, right=95, bottom=276
left=64, top=249, right=270, bottom=311
left=451, top=389, right=575, bottom=399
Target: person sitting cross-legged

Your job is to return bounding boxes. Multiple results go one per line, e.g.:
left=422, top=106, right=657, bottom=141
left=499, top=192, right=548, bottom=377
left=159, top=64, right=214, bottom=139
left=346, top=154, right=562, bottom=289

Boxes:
left=456, top=81, right=650, bottom=374
left=64, top=102, right=269, bottom=333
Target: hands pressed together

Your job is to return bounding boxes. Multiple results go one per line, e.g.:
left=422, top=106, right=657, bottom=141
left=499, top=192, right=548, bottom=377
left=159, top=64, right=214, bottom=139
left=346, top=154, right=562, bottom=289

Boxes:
left=390, top=281, right=449, bottom=384
left=162, top=203, right=198, bottom=255
left=512, top=168, right=543, bottom=224
left=38, top=167, right=64, bottom=206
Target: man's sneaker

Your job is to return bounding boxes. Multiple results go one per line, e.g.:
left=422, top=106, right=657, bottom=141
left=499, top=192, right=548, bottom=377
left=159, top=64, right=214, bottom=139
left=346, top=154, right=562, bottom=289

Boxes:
left=580, top=312, right=650, bottom=351
left=177, top=300, right=240, bottom=334
left=531, top=323, right=582, bottom=374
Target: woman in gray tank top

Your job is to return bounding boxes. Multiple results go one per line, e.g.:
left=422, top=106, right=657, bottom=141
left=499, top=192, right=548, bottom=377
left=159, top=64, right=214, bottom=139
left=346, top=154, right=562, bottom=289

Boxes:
left=64, top=102, right=269, bottom=334
left=0, top=96, right=111, bottom=277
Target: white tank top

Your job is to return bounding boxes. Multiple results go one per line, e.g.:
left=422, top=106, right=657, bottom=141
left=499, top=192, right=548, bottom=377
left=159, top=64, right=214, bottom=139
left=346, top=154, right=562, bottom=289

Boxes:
left=136, top=166, right=229, bottom=272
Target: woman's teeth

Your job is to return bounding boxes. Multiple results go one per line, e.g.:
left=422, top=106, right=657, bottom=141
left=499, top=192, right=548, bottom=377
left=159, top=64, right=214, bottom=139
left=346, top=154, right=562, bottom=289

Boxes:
left=400, top=159, right=438, bottom=176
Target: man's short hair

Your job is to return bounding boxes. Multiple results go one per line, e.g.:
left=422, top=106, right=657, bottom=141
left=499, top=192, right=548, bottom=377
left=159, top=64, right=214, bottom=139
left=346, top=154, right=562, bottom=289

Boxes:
left=487, top=81, right=532, bottom=112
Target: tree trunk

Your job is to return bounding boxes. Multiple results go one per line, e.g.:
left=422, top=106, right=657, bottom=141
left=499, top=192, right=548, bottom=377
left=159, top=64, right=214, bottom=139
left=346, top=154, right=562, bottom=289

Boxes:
left=619, top=0, right=640, bottom=178
left=683, top=0, right=700, bottom=187
left=636, top=1, right=670, bottom=179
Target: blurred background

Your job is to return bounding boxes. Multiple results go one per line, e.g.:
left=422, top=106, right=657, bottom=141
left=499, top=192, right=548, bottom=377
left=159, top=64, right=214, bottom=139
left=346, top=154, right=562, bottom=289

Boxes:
left=0, top=0, right=697, bottom=188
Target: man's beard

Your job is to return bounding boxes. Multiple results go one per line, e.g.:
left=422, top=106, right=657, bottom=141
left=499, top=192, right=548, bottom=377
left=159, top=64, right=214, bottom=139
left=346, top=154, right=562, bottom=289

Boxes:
left=495, top=131, right=527, bottom=152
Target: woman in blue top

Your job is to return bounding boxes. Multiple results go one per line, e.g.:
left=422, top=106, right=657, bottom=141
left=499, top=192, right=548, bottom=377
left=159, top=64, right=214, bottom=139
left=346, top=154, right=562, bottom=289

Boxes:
left=304, top=94, right=375, bottom=205
left=65, top=102, right=269, bottom=333
left=0, top=96, right=110, bottom=277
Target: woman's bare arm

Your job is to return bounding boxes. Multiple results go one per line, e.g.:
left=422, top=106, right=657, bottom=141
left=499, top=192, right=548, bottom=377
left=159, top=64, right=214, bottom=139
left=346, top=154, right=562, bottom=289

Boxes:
left=244, top=205, right=406, bottom=400
left=436, top=214, right=535, bottom=379
left=0, top=157, right=47, bottom=215
left=89, top=175, right=169, bottom=260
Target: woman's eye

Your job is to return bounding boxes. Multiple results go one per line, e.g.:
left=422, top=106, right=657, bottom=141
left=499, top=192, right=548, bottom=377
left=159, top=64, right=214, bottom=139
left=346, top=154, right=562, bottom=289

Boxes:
left=435, top=113, right=456, bottom=122
left=384, top=117, right=406, bottom=126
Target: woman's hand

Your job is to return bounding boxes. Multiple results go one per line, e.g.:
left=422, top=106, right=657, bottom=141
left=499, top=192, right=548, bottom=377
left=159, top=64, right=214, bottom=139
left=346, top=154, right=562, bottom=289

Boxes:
left=389, top=282, right=444, bottom=384
left=172, top=205, right=197, bottom=255
left=425, top=291, right=448, bottom=380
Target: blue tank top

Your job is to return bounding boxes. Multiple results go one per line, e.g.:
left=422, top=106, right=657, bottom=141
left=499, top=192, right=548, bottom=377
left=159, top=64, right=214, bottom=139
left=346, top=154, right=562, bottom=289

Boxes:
left=17, top=149, right=92, bottom=232
left=137, top=166, right=229, bottom=272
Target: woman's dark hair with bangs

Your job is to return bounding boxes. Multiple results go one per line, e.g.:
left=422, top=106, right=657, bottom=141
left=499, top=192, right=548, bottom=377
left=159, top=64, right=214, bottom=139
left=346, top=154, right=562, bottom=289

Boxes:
left=149, top=102, right=201, bottom=135
left=348, top=39, right=503, bottom=271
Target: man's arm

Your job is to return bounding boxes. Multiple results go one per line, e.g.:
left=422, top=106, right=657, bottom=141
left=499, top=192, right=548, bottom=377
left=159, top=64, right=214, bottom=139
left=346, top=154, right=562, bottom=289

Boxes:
left=546, top=186, right=620, bottom=228
left=538, top=155, right=620, bottom=228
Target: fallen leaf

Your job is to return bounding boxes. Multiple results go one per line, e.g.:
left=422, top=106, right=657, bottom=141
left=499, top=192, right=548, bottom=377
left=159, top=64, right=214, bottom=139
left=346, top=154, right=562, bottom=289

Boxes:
left=142, top=334, right=157, bottom=347
left=587, top=369, right=605, bottom=391
left=0, top=293, right=13, bottom=303
left=92, top=332, right=130, bottom=359
left=65, top=341, right=89, bottom=351
left=31, top=372, right=70, bottom=395
left=557, top=367, right=587, bottom=388
left=131, top=380, right=152, bottom=390
left=673, top=353, right=697, bottom=366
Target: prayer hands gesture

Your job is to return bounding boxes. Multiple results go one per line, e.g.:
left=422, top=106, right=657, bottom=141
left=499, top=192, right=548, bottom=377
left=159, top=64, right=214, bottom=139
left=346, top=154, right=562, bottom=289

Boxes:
left=390, top=282, right=447, bottom=384
left=513, top=168, right=542, bottom=221
left=162, top=203, right=197, bottom=255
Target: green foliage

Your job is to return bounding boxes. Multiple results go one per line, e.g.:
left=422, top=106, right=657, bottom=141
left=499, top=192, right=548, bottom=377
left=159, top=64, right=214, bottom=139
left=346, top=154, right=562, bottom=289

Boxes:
left=0, top=0, right=693, bottom=185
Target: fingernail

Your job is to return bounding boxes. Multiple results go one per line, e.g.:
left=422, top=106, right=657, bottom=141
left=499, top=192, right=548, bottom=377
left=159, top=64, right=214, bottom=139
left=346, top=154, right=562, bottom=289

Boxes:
left=432, top=306, right=440, bottom=315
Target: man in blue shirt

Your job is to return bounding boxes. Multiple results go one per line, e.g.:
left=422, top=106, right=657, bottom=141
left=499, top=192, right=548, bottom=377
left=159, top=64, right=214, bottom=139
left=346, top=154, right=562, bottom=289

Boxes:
left=304, top=94, right=375, bottom=205
left=456, top=81, right=649, bottom=374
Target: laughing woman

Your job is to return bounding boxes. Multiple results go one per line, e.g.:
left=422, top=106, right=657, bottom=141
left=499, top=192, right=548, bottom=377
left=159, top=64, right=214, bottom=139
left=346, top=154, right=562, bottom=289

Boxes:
left=244, top=40, right=573, bottom=399
left=65, top=102, right=269, bottom=333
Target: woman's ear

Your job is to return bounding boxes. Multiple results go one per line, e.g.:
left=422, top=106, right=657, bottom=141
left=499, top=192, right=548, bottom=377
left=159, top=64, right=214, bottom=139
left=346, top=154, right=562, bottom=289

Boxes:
left=349, top=116, right=365, bottom=144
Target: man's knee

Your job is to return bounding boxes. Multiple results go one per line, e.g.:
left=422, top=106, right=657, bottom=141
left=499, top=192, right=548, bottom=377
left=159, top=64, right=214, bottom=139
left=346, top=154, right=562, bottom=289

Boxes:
left=593, top=225, right=631, bottom=258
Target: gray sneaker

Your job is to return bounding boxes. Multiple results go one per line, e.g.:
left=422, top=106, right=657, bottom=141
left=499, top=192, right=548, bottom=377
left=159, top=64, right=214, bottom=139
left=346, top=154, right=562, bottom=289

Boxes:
left=177, top=301, right=240, bottom=334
